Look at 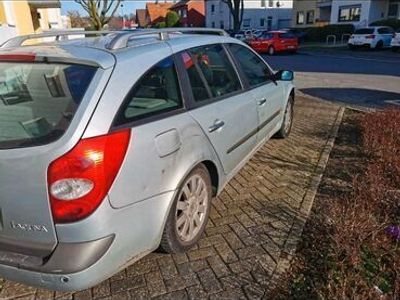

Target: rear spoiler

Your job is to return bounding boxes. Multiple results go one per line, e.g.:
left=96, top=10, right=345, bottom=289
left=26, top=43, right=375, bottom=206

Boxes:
left=0, top=52, right=102, bottom=68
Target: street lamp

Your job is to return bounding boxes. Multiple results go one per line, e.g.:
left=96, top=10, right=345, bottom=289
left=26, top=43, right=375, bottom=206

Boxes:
left=121, top=3, right=125, bottom=29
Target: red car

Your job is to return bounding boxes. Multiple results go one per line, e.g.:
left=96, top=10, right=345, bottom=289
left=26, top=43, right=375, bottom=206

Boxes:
left=247, top=31, right=299, bottom=55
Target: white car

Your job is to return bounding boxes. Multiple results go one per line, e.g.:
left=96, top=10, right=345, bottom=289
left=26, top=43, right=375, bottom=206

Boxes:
left=391, top=29, right=400, bottom=52
left=234, top=29, right=262, bottom=41
left=348, top=26, right=394, bottom=50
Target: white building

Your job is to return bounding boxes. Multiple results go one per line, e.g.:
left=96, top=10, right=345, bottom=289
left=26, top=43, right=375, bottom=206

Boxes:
left=206, top=0, right=293, bottom=31
left=329, top=0, right=398, bottom=27
left=292, top=0, right=400, bottom=29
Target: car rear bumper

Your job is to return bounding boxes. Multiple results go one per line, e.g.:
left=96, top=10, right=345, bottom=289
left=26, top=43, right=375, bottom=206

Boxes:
left=0, top=191, right=175, bottom=291
left=348, top=40, right=373, bottom=46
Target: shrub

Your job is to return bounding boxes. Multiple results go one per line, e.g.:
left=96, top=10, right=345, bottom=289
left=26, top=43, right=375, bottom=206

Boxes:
left=166, top=11, right=180, bottom=27
left=303, top=24, right=355, bottom=42
left=272, top=108, right=400, bottom=298
left=370, top=18, right=400, bottom=30
left=154, top=21, right=166, bottom=28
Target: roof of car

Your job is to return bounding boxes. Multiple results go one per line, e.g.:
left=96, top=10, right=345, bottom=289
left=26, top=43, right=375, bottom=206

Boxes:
left=0, top=31, right=238, bottom=69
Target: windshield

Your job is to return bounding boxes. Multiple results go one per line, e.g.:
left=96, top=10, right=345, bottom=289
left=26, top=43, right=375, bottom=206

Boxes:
left=0, top=62, right=96, bottom=149
left=355, top=28, right=374, bottom=34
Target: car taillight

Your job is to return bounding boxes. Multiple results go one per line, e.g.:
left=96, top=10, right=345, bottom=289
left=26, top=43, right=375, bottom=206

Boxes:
left=366, top=34, right=375, bottom=39
left=48, top=130, right=130, bottom=223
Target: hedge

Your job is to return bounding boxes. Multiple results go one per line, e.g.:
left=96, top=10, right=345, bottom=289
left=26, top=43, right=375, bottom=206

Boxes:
left=303, top=24, right=355, bottom=42
left=370, top=18, right=400, bottom=30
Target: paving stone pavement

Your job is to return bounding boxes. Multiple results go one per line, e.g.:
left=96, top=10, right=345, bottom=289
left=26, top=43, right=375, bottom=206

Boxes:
left=0, top=96, right=342, bottom=300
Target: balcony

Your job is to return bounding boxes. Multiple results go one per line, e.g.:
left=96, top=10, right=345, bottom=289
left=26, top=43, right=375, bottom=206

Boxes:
left=28, top=0, right=61, bottom=9
left=317, top=0, right=332, bottom=8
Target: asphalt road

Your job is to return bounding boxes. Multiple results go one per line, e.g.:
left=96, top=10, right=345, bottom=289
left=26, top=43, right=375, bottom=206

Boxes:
left=263, top=48, right=400, bottom=109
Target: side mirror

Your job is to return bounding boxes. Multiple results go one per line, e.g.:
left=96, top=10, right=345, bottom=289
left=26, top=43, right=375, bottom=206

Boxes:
left=275, top=70, right=294, bottom=81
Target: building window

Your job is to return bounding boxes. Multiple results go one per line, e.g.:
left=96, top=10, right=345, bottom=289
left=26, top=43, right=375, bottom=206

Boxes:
left=211, top=21, right=215, bottom=28
left=243, top=19, right=251, bottom=28
left=267, top=16, right=273, bottom=30
left=306, top=10, right=315, bottom=24
left=268, top=0, right=274, bottom=7
left=388, top=3, right=399, bottom=17
left=261, top=0, right=266, bottom=7
left=182, top=9, right=187, bottom=18
left=296, top=11, right=304, bottom=24
left=260, top=18, right=265, bottom=27
left=338, top=5, right=361, bottom=22
left=220, top=20, right=224, bottom=29
left=211, top=4, right=215, bottom=14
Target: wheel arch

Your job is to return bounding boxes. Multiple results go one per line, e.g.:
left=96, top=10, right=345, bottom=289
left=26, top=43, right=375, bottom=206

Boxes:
left=201, top=160, right=219, bottom=197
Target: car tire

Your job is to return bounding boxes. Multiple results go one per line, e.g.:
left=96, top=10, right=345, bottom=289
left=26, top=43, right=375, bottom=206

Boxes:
left=274, top=95, right=294, bottom=139
left=392, top=47, right=399, bottom=52
left=159, top=164, right=212, bottom=253
left=375, top=40, right=383, bottom=50
left=268, top=46, right=275, bottom=55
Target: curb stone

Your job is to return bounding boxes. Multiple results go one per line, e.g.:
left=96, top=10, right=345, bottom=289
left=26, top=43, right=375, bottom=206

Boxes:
left=267, top=105, right=345, bottom=291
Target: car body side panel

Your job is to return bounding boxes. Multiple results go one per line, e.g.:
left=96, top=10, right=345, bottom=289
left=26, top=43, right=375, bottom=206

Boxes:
left=250, top=81, right=285, bottom=143
left=108, top=113, right=223, bottom=208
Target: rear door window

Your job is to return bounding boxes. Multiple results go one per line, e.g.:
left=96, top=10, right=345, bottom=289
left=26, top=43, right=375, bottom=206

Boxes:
left=113, top=56, right=183, bottom=126
left=183, top=44, right=242, bottom=101
left=0, top=62, right=96, bottom=149
left=378, top=27, right=393, bottom=34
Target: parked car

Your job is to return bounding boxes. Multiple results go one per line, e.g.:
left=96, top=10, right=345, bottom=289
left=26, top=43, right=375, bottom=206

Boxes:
left=391, top=28, right=400, bottom=51
left=247, top=31, right=299, bottom=55
left=281, top=28, right=307, bottom=43
left=0, top=28, right=295, bottom=291
left=234, top=29, right=255, bottom=41
left=348, top=26, right=394, bottom=50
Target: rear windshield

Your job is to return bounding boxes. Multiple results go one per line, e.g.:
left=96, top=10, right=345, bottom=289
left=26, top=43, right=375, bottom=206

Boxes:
left=355, top=28, right=374, bottom=34
left=0, top=62, right=96, bottom=149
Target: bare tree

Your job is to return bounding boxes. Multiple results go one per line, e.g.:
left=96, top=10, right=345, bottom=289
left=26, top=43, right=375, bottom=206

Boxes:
left=74, top=0, right=122, bottom=30
left=221, top=0, right=244, bottom=32
left=67, top=10, right=90, bottom=28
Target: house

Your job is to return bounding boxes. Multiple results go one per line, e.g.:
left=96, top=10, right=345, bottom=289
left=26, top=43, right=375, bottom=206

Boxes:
left=292, top=0, right=400, bottom=28
left=170, top=0, right=205, bottom=27
left=205, top=0, right=293, bottom=31
left=136, top=0, right=205, bottom=28
left=0, top=0, right=67, bottom=44
left=136, top=8, right=149, bottom=28
left=292, top=0, right=328, bottom=28
left=145, top=2, right=173, bottom=26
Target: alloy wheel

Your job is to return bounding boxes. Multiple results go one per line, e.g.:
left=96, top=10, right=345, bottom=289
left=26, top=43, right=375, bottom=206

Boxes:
left=284, top=100, right=293, bottom=134
left=175, top=174, right=208, bottom=242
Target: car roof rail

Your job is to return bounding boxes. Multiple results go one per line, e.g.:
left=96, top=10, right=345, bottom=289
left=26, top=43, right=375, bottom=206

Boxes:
left=1, top=28, right=228, bottom=50
left=1, top=30, right=113, bottom=48
left=106, top=28, right=228, bottom=50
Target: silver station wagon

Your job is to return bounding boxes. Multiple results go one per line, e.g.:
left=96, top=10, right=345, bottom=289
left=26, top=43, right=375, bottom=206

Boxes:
left=0, top=28, right=294, bottom=291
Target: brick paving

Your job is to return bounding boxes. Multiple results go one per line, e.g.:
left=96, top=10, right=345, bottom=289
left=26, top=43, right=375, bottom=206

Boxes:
left=0, top=96, right=342, bottom=300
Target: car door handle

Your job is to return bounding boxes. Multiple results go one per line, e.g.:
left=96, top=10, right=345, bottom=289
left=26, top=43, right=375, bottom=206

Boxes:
left=258, top=98, right=267, bottom=106
left=208, top=120, right=225, bottom=133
